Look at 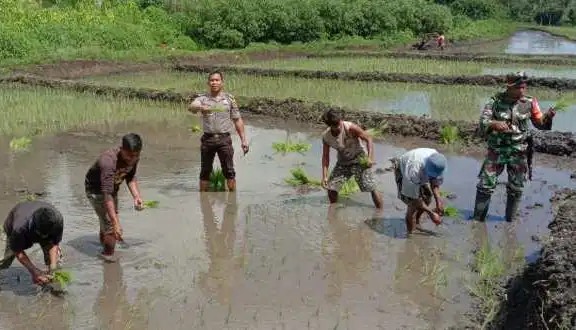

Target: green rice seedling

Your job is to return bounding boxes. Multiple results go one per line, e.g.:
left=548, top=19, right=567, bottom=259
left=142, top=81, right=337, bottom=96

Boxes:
left=210, top=104, right=228, bottom=112
left=272, top=141, right=312, bottom=154
left=142, top=200, right=159, bottom=208
left=210, top=167, right=227, bottom=191
left=52, top=270, right=72, bottom=287
left=440, top=125, right=460, bottom=144
left=284, top=167, right=321, bottom=186
left=190, top=125, right=201, bottom=132
left=358, top=154, right=371, bottom=168
left=339, top=178, right=359, bottom=196
left=552, top=98, right=572, bottom=111
left=443, top=206, right=460, bottom=217
left=23, top=193, right=36, bottom=201
left=9, top=136, right=32, bottom=152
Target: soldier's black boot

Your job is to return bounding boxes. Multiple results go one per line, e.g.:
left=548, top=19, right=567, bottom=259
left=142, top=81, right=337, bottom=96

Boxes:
left=472, top=188, right=492, bottom=222
left=505, top=191, right=523, bottom=222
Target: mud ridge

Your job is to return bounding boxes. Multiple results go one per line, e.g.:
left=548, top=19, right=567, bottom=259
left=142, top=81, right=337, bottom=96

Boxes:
left=173, top=64, right=576, bottom=90
left=1, top=75, right=575, bottom=157
left=306, top=51, right=576, bottom=66
left=492, top=189, right=576, bottom=329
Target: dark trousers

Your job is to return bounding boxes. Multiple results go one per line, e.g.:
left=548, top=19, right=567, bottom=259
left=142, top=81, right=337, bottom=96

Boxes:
left=200, top=133, right=235, bottom=180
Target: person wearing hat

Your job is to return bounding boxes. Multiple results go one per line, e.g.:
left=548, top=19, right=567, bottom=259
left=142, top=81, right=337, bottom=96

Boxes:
left=0, top=200, right=64, bottom=285
left=391, top=148, right=447, bottom=235
left=473, top=71, right=556, bottom=222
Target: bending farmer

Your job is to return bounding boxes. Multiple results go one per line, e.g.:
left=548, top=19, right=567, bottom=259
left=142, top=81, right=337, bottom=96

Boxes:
left=188, top=71, right=249, bottom=192
left=1, top=200, right=64, bottom=285
left=473, top=72, right=555, bottom=222
left=321, top=109, right=383, bottom=209
left=391, top=148, right=446, bottom=235
left=85, top=133, right=144, bottom=262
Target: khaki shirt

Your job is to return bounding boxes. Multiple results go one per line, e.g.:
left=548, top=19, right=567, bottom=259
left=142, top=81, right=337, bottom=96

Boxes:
left=191, top=92, right=241, bottom=134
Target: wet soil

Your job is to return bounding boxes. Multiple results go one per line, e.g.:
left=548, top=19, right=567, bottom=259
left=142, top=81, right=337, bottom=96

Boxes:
left=492, top=189, right=576, bottom=329
left=306, top=51, right=576, bottom=66
left=3, top=75, right=575, bottom=158
left=0, top=118, right=575, bottom=329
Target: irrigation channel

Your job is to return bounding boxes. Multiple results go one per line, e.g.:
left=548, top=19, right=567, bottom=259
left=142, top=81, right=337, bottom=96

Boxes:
left=1, top=30, right=576, bottom=329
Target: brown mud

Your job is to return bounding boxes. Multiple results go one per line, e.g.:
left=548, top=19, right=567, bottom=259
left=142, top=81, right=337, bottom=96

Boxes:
left=173, top=63, right=576, bottom=90
left=2, top=75, right=575, bottom=158
left=306, top=51, right=576, bottom=66
left=491, top=189, right=576, bottom=330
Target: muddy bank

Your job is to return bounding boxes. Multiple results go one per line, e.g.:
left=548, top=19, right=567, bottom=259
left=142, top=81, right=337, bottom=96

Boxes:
left=306, top=51, right=576, bottom=66
left=8, top=50, right=309, bottom=79
left=173, top=64, right=576, bottom=90
left=1, top=74, right=575, bottom=157
left=492, top=189, right=576, bottom=329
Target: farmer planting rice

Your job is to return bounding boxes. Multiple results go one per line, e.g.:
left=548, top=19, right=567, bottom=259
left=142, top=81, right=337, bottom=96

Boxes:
left=188, top=71, right=249, bottom=192
left=321, top=109, right=383, bottom=209
left=85, top=133, right=144, bottom=262
left=472, top=72, right=556, bottom=222
left=0, top=200, right=64, bottom=285
left=391, top=148, right=447, bottom=236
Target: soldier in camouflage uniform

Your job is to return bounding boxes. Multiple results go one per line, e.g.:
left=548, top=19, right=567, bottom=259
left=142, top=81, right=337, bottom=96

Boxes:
left=472, top=72, right=556, bottom=222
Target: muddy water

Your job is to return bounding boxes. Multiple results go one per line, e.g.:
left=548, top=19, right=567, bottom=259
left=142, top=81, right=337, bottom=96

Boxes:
left=0, top=118, right=574, bottom=329
left=506, top=30, right=576, bottom=55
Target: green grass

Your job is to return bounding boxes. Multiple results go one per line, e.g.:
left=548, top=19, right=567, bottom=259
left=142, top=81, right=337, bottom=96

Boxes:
left=443, top=206, right=460, bottom=217
left=52, top=270, right=72, bottom=288
left=209, top=167, right=226, bottom=191
left=82, top=71, right=576, bottom=123
left=0, top=84, right=189, bottom=136
left=284, top=167, right=321, bottom=187
left=237, top=57, right=576, bottom=76
left=142, top=200, right=160, bottom=208
left=271, top=141, right=311, bottom=154
left=440, top=125, right=460, bottom=144
left=9, top=136, right=32, bottom=152
left=339, top=178, right=360, bottom=197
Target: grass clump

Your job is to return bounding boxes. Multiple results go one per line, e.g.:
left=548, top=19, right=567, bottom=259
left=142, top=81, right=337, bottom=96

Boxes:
left=9, top=136, right=32, bottom=152
left=209, top=167, right=226, bottom=191
left=272, top=141, right=311, bottom=154
left=339, top=178, right=360, bottom=197
left=52, top=269, right=72, bottom=288
left=443, top=205, right=460, bottom=217
left=142, top=200, right=159, bottom=208
left=440, top=125, right=460, bottom=144
left=552, top=98, right=572, bottom=112
left=190, top=125, right=201, bottom=133
left=284, top=167, right=321, bottom=187
left=468, top=243, right=506, bottom=328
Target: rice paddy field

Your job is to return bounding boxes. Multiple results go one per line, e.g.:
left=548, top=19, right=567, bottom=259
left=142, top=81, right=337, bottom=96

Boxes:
left=1, top=29, right=576, bottom=329
left=82, top=71, right=576, bottom=132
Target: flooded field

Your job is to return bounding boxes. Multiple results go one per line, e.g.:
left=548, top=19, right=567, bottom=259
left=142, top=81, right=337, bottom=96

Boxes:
left=0, top=113, right=575, bottom=329
left=235, top=57, right=576, bottom=78
left=506, top=30, right=576, bottom=55
left=81, top=72, right=576, bottom=132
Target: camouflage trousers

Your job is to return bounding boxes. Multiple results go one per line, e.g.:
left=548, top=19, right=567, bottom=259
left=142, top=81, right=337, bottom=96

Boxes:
left=477, top=147, right=528, bottom=194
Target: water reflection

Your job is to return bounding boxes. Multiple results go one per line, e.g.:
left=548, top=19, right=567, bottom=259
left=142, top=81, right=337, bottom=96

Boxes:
left=482, top=67, right=576, bottom=79
left=323, top=206, right=374, bottom=301
left=197, top=192, right=241, bottom=305
left=506, top=30, right=576, bottom=55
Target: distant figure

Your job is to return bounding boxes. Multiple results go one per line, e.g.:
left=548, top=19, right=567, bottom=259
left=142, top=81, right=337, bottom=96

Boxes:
left=391, top=148, right=447, bottom=236
left=320, top=109, right=383, bottom=209
left=85, top=133, right=144, bottom=262
left=472, top=72, right=556, bottom=222
left=437, top=33, right=445, bottom=50
left=0, top=200, right=64, bottom=285
left=188, top=71, right=249, bottom=192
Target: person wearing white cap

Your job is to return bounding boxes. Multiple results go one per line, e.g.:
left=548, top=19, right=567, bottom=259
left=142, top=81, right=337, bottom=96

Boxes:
left=391, top=148, right=447, bottom=236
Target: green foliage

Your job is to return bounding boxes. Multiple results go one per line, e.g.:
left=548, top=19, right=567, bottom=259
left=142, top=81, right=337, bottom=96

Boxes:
left=440, top=125, right=460, bottom=144
left=0, top=0, right=198, bottom=61
left=284, top=167, right=322, bottom=186
left=443, top=205, right=460, bottom=217
left=271, top=141, right=311, bottom=154
left=449, top=0, right=505, bottom=20
left=339, top=178, right=360, bottom=196
left=53, top=269, right=72, bottom=287
left=209, top=167, right=226, bottom=191
left=9, top=136, right=32, bottom=152
left=142, top=200, right=159, bottom=208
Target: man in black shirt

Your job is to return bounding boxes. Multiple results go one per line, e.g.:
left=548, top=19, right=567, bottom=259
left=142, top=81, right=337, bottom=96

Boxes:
left=1, top=200, right=64, bottom=285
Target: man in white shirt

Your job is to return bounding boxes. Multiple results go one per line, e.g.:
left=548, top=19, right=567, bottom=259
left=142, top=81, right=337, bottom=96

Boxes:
left=391, top=148, right=447, bottom=235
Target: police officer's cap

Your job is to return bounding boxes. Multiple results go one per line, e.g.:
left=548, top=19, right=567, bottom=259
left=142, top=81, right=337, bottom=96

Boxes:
left=506, top=71, right=528, bottom=87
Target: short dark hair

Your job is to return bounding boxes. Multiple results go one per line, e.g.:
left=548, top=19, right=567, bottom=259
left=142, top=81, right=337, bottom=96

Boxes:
left=33, top=207, right=63, bottom=236
left=322, top=109, right=342, bottom=126
left=122, top=133, right=142, bottom=152
left=208, top=71, right=223, bottom=80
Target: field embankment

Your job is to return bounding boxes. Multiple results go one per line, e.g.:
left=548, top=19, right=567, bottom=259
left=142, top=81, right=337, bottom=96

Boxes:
left=491, top=189, right=576, bottom=329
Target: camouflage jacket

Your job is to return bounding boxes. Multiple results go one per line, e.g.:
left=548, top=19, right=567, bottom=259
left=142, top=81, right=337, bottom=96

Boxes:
left=478, top=92, right=548, bottom=152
